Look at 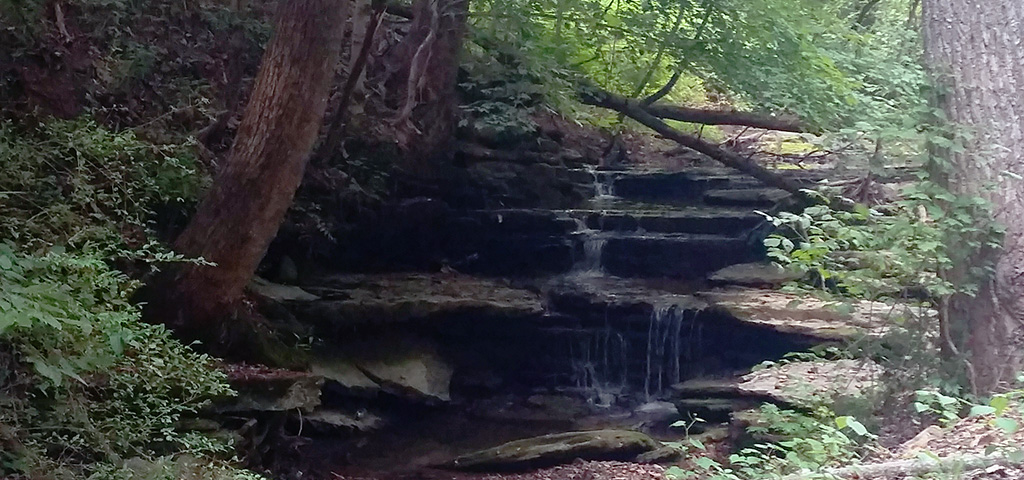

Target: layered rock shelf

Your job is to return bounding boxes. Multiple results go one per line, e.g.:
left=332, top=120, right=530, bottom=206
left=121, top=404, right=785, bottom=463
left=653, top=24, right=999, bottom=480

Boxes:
left=250, top=156, right=915, bottom=476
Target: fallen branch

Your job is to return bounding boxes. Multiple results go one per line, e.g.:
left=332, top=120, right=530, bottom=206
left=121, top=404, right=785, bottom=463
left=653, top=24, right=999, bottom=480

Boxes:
left=644, top=102, right=807, bottom=133
left=781, top=453, right=1021, bottom=480
left=580, top=87, right=808, bottom=198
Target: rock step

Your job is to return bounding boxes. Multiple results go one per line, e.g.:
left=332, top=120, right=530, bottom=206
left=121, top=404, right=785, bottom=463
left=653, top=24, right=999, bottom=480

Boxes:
left=292, top=273, right=546, bottom=329
left=576, top=207, right=764, bottom=236
left=608, top=170, right=745, bottom=203
left=601, top=232, right=763, bottom=279
left=703, top=187, right=791, bottom=208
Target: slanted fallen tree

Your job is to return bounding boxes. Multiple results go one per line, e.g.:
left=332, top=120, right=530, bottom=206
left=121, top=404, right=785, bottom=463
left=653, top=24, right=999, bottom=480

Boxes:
left=579, top=86, right=809, bottom=200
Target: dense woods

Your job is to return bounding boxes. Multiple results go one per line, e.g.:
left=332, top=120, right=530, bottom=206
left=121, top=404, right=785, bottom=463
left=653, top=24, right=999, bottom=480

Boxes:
left=1, top=0, right=1023, bottom=479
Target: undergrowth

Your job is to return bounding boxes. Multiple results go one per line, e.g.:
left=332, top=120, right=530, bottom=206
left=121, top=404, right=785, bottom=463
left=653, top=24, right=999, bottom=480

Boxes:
left=0, top=117, right=251, bottom=478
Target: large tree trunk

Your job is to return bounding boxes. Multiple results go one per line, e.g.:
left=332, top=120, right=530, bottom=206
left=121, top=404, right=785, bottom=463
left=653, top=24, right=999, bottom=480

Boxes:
left=385, top=0, right=468, bottom=176
left=922, top=0, right=1024, bottom=393
left=158, top=0, right=347, bottom=336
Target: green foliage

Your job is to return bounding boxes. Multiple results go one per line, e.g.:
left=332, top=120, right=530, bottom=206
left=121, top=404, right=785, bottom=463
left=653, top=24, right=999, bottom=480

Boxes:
left=666, top=404, right=866, bottom=480
left=0, top=118, right=202, bottom=251
left=761, top=195, right=952, bottom=300
left=0, top=246, right=235, bottom=478
left=467, top=0, right=926, bottom=132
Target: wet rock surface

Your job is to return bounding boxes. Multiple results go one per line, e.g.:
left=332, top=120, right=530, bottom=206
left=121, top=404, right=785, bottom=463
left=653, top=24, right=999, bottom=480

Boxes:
left=696, top=288, right=907, bottom=341
left=291, top=273, right=546, bottom=329
left=446, top=430, right=661, bottom=471
left=264, top=156, right=887, bottom=479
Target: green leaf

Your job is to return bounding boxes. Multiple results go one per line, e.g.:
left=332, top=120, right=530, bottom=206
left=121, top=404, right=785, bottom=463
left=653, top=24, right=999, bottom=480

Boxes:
left=989, top=395, right=1010, bottom=414
left=993, top=417, right=1019, bottom=434
left=969, top=405, right=996, bottom=417
left=689, top=437, right=706, bottom=451
left=694, top=457, right=719, bottom=470
left=836, top=416, right=868, bottom=435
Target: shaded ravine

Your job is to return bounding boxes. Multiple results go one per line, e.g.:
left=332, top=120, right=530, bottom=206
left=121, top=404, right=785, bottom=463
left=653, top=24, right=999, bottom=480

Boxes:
left=235, top=160, right=872, bottom=479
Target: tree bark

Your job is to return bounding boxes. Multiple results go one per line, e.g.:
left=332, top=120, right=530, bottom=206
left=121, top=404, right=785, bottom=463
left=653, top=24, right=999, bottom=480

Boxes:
left=644, top=102, right=807, bottom=133
left=922, top=0, right=1024, bottom=393
left=385, top=0, right=468, bottom=176
left=157, top=0, right=348, bottom=336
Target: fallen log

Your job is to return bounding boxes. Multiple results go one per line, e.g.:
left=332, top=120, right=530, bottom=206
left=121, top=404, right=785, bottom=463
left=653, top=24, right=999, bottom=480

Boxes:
left=644, top=103, right=807, bottom=133
left=781, top=452, right=1022, bottom=480
left=580, top=87, right=808, bottom=199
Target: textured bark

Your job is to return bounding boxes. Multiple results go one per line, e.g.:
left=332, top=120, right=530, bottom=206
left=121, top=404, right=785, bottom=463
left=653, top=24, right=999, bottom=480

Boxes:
left=386, top=0, right=468, bottom=175
left=923, top=0, right=1024, bottom=393
left=161, top=0, right=347, bottom=333
left=644, top=103, right=807, bottom=133
left=589, top=87, right=807, bottom=132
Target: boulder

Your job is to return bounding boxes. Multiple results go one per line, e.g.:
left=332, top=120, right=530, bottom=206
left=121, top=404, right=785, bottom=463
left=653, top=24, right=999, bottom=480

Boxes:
left=358, top=342, right=454, bottom=403
left=311, top=332, right=454, bottom=404
left=309, top=351, right=380, bottom=397
left=446, top=429, right=661, bottom=471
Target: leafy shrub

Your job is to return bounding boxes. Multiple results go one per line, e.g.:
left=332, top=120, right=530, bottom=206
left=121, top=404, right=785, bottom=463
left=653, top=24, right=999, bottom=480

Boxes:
left=0, top=118, right=203, bottom=250
left=0, top=245, right=235, bottom=478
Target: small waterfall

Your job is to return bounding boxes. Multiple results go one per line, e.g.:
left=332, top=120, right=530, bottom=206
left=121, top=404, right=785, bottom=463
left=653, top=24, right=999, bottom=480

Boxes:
left=568, top=314, right=628, bottom=397
left=564, top=214, right=606, bottom=274
left=587, top=165, right=616, bottom=203
left=563, top=300, right=699, bottom=400
left=644, top=304, right=686, bottom=400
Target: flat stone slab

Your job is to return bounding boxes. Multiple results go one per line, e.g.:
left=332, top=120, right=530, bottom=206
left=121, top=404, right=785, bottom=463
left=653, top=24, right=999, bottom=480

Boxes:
left=708, top=262, right=802, bottom=288
left=697, top=288, right=906, bottom=341
left=673, top=359, right=882, bottom=408
left=546, top=275, right=707, bottom=317
left=572, top=206, right=763, bottom=236
left=249, top=277, right=319, bottom=302
left=703, top=188, right=791, bottom=207
left=293, top=273, right=546, bottom=327
left=446, top=430, right=661, bottom=471
left=310, top=332, right=454, bottom=403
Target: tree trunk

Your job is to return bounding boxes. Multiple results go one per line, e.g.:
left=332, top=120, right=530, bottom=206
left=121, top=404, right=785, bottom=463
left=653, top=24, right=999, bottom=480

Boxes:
left=922, top=0, right=1024, bottom=393
left=386, top=0, right=468, bottom=176
left=158, top=0, right=348, bottom=336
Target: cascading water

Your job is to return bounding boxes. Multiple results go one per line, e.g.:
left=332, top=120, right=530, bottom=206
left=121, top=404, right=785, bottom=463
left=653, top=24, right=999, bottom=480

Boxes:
left=643, top=304, right=686, bottom=400
left=563, top=299, right=702, bottom=400
left=563, top=214, right=607, bottom=275
left=586, top=165, right=616, bottom=203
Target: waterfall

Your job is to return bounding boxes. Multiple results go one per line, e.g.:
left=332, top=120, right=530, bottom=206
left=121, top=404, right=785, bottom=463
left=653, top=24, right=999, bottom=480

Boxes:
left=569, top=318, right=627, bottom=396
left=563, top=213, right=607, bottom=275
left=586, top=165, right=616, bottom=202
left=564, top=299, right=697, bottom=400
left=644, top=304, right=685, bottom=400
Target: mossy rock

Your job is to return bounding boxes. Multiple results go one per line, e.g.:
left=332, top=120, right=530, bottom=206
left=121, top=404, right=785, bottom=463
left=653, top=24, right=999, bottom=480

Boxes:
left=446, top=429, right=661, bottom=471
